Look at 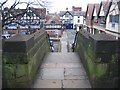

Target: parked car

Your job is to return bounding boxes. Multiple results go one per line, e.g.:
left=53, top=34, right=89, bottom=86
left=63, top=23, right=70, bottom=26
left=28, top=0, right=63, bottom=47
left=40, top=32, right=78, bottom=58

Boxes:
left=19, top=32, right=27, bottom=35
left=2, top=34, right=11, bottom=39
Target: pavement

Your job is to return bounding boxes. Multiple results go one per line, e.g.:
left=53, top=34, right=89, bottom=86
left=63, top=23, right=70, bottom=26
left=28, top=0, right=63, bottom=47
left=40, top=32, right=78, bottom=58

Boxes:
left=66, top=30, right=76, bottom=52
left=61, top=31, right=68, bottom=52
left=32, top=31, right=91, bottom=88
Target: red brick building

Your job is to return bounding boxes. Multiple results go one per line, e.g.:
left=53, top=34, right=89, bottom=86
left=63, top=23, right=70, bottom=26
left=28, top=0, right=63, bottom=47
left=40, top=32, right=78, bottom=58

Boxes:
left=92, top=4, right=101, bottom=34
left=85, top=4, right=94, bottom=33
left=44, top=14, right=62, bottom=37
left=72, top=6, right=82, bottom=11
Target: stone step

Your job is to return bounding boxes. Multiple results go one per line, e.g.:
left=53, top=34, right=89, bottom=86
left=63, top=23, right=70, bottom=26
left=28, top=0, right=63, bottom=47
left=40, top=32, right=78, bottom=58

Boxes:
left=33, top=79, right=91, bottom=88
left=42, top=52, right=81, bottom=63
left=32, top=52, right=91, bottom=88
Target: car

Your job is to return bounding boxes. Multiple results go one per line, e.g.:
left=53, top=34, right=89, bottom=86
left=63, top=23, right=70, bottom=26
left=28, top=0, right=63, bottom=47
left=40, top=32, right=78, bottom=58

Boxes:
left=19, top=32, right=27, bottom=35
left=2, top=34, right=11, bottom=39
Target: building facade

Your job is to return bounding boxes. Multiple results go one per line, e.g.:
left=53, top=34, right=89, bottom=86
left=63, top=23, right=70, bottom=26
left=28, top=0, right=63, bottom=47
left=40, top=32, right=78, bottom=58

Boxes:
left=73, top=11, right=85, bottom=30
left=84, top=4, right=94, bottom=33
left=92, top=4, right=101, bottom=34
left=3, top=7, right=46, bottom=34
left=72, top=6, right=82, bottom=12
left=106, top=0, right=120, bottom=39
left=59, top=11, right=74, bottom=29
left=45, top=14, right=62, bottom=37
left=98, top=0, right=112, bottom=32
left=85, top=0, right=112, bottom=35
left=59, top=7, right=85, bottom=30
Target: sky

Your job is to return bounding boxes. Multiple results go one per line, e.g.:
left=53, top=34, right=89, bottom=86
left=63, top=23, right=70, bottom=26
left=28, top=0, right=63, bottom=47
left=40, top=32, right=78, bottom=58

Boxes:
left=1, top=0, right=103, bottom=13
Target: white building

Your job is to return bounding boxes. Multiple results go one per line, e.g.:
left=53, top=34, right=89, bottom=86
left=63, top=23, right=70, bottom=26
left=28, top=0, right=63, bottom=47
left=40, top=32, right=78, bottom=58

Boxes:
left=106, top=0, right=120, bottom=39
left=73, top=11, right=85, bottom=29
left=59, top=11, right=74, bottom=29
left=59, top=11, right=85, bottom=30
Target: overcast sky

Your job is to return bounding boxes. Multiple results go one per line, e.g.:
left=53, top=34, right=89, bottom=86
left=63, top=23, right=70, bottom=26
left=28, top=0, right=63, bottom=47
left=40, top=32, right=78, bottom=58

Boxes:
left=1, top=0, right=104, bottom=13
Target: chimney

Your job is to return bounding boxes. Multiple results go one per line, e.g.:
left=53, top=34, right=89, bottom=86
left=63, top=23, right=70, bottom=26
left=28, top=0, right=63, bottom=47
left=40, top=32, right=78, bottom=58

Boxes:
left=72, top=6, right=75, bottom=11
left=66, top=7, right=68, bottom=11
left=47, top=11, right=49, bottom=14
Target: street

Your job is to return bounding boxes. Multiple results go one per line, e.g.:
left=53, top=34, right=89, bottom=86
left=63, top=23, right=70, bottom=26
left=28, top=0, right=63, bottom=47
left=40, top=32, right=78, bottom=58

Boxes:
left=66, top=29, right=76, bottom=52
left=51, top=29, right=76, bottom=52
left=53, top=41, right=61, bottom=52
left=32, top=30, right=91, bottom=88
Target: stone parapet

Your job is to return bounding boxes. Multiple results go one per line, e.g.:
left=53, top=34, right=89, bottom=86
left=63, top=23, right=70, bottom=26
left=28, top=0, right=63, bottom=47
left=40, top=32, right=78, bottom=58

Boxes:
left=2, top=30, right=50, bottom=88
left=75, top=30, right=119, bottom=88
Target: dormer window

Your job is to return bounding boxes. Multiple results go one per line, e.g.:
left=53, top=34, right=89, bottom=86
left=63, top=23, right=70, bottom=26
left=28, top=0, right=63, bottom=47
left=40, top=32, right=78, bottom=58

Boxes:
left=100, top=16, right=105, bottom=24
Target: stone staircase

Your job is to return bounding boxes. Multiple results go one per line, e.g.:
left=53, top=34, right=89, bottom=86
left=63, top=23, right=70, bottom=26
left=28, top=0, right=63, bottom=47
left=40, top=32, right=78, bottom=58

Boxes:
left=32, top=31, right=91, bottom=88
left=32, top=52, right=91, bottom=88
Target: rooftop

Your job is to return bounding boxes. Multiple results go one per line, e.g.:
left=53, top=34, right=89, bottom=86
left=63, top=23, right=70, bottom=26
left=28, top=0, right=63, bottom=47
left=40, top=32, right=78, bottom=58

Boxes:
left=94, top=3, right=101, bottom=16
left=59, top=11, right=85, bottom=17
left=45, top=15, right=61, bottom=24
left=86, top=4, right=94, bottom=19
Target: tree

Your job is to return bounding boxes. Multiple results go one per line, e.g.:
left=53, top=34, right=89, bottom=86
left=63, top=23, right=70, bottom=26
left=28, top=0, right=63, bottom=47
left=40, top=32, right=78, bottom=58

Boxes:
left=0, top=0, right=51, bottom=28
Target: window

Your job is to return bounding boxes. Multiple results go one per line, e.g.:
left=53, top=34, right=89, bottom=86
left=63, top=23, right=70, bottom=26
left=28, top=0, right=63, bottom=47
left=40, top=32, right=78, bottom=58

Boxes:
left=112, top=16, right=115, bottom=27
left=100, top=16, right=105, bottom=24
left=100, top=23, right=105, bottom=28
left=51, top=21, right=56, bottom=25
left=112, top=22, right=115, bottom=27
left=109, top=15, right=119, bottom=23
left=78, top=20, right=80, bottom=23
left=94, top=29, right=99, bottom=34
left=78, top=16, right=80, bottom=18
left=115, top=15, right=119, bottom=23
left=27, top=16, right=30, bottom=19
left=94, top=16, right=98, bottom=23
left=65, top=13, right=69, bottom=17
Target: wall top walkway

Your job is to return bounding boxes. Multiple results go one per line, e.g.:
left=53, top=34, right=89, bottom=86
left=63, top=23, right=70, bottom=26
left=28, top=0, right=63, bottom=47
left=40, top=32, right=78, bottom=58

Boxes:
left=61, top=31, right=68, bottom=52
left=32, top=31, right=91, bottom=88
left=33, top=52, right=91, bottom=88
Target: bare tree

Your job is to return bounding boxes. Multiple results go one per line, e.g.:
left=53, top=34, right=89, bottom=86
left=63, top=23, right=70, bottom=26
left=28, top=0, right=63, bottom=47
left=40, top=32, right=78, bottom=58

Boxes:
left=1, top=0, right=33, bottom=27
left=1, top=0, right=52, bottom=28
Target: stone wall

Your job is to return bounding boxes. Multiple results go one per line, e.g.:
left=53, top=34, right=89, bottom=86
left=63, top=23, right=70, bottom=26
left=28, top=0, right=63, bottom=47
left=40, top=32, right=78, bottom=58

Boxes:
left=75, top=30, right=119, bottom=88
left=2, top=29, right=50, bottom=88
